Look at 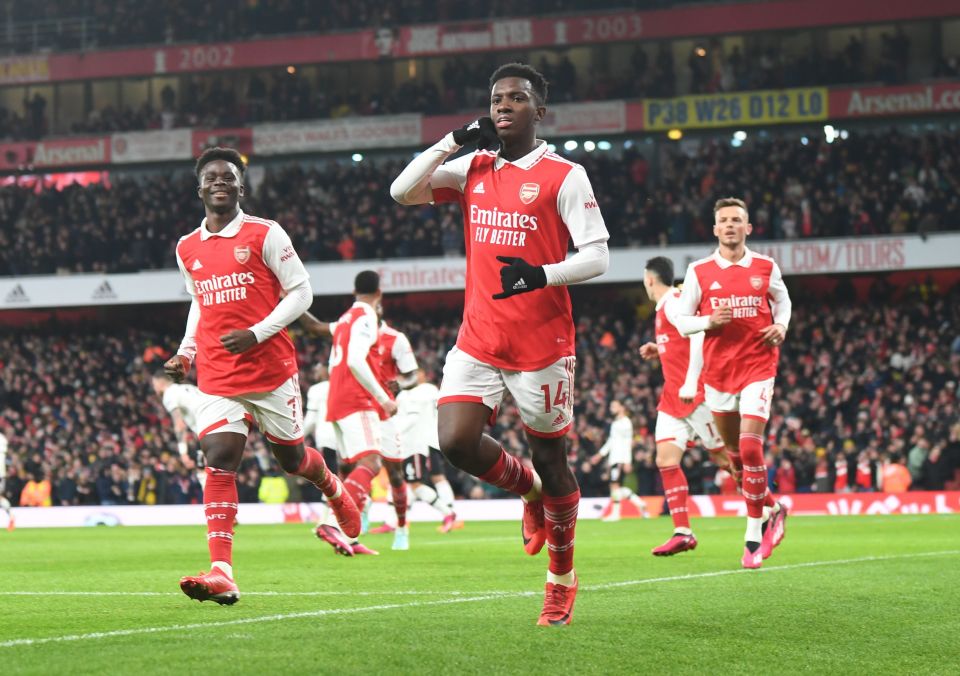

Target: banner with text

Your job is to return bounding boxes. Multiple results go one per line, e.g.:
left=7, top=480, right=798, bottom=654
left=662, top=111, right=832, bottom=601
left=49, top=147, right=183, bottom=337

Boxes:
left=253, top=115, right=422, bottom=155
left=830, top=81, right=960, bottom=119
left=2, top=233, right=958, bottom=310
left=644, top=87, right=828, bottom=131
left=6, top=1, right=951, bottom=84
left=110, top=129, right=193, bottom=164
left=7, top=491, right=957, bottom=528
left=0, top=55, right=50, bottom=85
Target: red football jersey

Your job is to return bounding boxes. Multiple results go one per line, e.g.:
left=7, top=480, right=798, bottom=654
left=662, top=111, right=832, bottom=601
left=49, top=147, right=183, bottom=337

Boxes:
left=175, top=211, right=307, bottom=397
left=677, top=248, right=791, bottom=394
left=375, top=322, right=418, bottom=389
left=432, top=142, right=608, bottom=371
left=655, top=290, right=705, bottom=418
left=326, top=303, right=383, bottom=422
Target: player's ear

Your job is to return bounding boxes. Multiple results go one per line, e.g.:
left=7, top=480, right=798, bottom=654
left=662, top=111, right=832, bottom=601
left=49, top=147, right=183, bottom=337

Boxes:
left=746, top=221, right=753, bottom=236
left=238, top=181, right=245, bottom=198
left=196, top=184, right=202, bottom=198
left=534, top=104, right=546, bottom=123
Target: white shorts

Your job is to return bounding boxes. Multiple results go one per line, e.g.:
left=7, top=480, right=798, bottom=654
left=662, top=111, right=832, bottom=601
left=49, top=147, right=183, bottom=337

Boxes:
left=332, top=410, right=382, bottom=464
left=196, top=374, right=303, bottom=445
left=655, top=402, right=725, bottom=452
left=438, top=347, right=575, bottom=438
left=379, top=415, right=403, bottom=463
left=704, top=377, right=775, bottom=422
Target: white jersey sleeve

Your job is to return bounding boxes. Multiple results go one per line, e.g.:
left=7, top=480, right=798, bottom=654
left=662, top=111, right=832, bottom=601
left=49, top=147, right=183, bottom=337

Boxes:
left=768, top=261, right=792, bottom=329
left=248, top=224, right=313, bottom=343
left=673, top=264, right=712, bottom=336
left=556, top=165, right=609, bottom=247
left=392, top=332, right=419, bottom=375
left=347, top=312, right=391, bottom=405
left=390, top=132, right=472, bottom=204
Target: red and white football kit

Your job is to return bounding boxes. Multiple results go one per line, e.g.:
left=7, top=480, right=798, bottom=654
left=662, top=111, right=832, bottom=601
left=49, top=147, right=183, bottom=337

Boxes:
left=431, top=140, right=608, bottom=437
left=676, top=248, right=792, bottom=421
left=175, top=209, right=311, bottom=444
left=326, top=302, right=392, bottom=463
left=375, top=321, right=419, bottom=461
left=655, top=290, right=724, bottom=451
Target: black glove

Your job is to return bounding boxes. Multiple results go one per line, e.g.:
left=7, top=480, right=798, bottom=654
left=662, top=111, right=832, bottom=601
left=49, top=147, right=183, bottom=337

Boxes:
left=492, top=256, right=547, bottom=300
left=452, top=117, right=500, bottom=152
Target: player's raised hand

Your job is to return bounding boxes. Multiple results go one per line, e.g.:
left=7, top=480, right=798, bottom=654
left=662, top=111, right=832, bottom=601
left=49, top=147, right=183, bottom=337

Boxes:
left=452, top=117, right=500, bottom=152
left=759, top=323, right=787, bottom=347
left=220, top=329, right=258, bottom=354
left=707, top=305, right=733, bottom=329
left=639, top=342, right=658, bottom=360
left=163, top=355, right=191, bottom=383
left=381, top=400, right=398, bottom=417
left=492, top=256, right=547, bottom=299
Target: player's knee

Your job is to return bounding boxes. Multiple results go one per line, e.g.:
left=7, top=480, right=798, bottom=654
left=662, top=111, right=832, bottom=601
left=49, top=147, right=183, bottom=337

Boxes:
left=359, top=454, right=382, bottom=474
left=438, top=429, right=476, bottom=469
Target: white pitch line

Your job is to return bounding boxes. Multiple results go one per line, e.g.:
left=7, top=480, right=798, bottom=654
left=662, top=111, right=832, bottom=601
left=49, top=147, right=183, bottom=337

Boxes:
left=1, top=549, right=957, bottom=649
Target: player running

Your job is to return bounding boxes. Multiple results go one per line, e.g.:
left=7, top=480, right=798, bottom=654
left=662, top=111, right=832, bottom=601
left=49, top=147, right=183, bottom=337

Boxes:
left=152, top=370, right=207, bottom=482
left=303, top=363, right=339, bottom=474
left=300, top=271, right=397, bottom=556
left=396, top=370, right=463, bottom=531
left=673, top=198, right=791, bottom=569
left=590, top=400, right=649, bottom=522
left=638, top=256, right=727, bottom=555
left=0, top=430, right=14, bottom=531
left=391, top=62, right=609, bottom=625
left=167, top=147, right=359, bottom=604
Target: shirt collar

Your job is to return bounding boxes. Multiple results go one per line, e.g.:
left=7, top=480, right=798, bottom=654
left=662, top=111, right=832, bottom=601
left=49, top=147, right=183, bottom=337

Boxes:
left=200, top=209, right=245, bottom=240
left=712, top=246, right=754, bottom=269
left=494, top=140, right=549, bottom=171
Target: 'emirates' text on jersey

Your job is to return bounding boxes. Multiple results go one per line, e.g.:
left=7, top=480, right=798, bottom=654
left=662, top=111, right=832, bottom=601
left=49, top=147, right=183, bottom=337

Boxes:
left=431, top=141, right=608, bottom=371
left=176, top=210, right=308, bottom=397
left=326, top=302, right=382, bottom=422
left=656, top=290, right=705, bottom=418
left=677, top=248, right=791, bottom=393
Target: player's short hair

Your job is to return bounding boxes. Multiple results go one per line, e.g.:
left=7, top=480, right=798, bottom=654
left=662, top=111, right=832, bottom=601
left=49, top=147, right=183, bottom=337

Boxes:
left=713, top=196, right=748, bottom=217
left=354, top=270, right=380, bottom=295
left=645, top=256, right=674, bottom=287
left=195, top=146, right=246, bottom=180
left=489, top=62, right=548, bottom=106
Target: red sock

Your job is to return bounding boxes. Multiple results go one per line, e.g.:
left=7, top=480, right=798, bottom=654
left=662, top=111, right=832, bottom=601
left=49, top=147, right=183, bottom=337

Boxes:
left=344, top=465, right=375, bottom=512
left=295, top=446, right=338, bottom=497
left=763, top=490, right=776, bottom=508
left=204, top=467, right=238, bottom=567
left=478, top=448, right=534, bottom=497
left=728, top=450, right=743, bottom=473
left=391, top=481, right=408, bottom=527
left=659, top=465, right=690, bottom=530
left=543, top=490, right=579, bottom=576
left=739, top=433, right=767, bottom=519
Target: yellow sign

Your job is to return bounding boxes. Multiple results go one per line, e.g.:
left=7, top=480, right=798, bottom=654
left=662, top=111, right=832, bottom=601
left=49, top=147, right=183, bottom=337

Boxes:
left=644, top=87, right=828, bottom=131
left=0, top=56, right=50, bottom=85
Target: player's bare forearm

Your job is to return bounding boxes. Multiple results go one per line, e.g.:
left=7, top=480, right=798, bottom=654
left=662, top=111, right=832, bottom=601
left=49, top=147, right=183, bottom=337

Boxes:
left=299, top=311, right=331, bottom=336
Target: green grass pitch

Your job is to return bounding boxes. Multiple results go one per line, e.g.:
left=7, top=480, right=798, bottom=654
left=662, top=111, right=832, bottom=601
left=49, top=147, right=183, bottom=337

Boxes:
left=1, top=514, right=959, bottom=674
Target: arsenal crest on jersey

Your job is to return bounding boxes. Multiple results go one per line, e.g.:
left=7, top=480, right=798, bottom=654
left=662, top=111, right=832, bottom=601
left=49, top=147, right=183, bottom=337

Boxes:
left=750, top=275, right=763, bottom=290
left=519, top=182, right=540, bottom=204
left=234, top=245, right=251, bottom=264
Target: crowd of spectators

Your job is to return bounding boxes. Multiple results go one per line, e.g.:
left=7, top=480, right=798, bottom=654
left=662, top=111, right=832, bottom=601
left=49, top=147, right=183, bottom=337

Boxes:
left=2, top=278, right=959, bottom=507
left=2, top=125, right=959, bottom=276
left=2, top=28, right=946, bottom=141
left=2, top=1, right=725, bottom=54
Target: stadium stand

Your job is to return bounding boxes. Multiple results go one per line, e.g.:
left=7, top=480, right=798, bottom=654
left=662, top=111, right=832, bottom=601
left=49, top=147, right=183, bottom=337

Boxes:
left=2, top=280, right=958, bottom=507
left=2, top=125, right=959, bottom=275
left=0, top=28, right=935, bottom=140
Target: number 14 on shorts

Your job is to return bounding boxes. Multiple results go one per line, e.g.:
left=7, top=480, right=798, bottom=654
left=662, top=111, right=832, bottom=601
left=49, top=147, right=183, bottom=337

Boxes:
left=540, top=380, right=569, bottom=413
